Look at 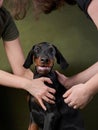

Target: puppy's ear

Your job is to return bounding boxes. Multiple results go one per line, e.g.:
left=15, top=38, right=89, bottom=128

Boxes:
left=23, top=47, right=34, bottom=68
left=53, top=45, right=69, bottom=69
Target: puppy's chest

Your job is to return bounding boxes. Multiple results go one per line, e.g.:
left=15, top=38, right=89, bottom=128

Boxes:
left=34, top=71, right=66, bottom=101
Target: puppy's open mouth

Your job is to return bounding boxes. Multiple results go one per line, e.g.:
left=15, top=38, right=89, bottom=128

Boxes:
left=36, top=66, right=52, bottom=74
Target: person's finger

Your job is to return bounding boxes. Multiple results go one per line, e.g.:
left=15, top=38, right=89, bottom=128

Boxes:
left=48, top=87, right=56, bottom=94
left=73, top=105, right=78, bottom=109
left=64, top=98, right=71, bottom=104
left=40, top=77, right=52, bottom=84
left=68, top=102, right=75, bottom=107
left=63, top=89, right=73, bottom=104
left=46, top=92, right=55, bottom=100
left=40, top=77, right=56, bottom=93
left=55, top=70, right=68, bottom=79
left=63, top=89, right=72, bottom=98
left=38, top=98, right=47, bottom=111
left=42, top=96, right=55, bottom=104
left=55, top=70, right=61, bottom=76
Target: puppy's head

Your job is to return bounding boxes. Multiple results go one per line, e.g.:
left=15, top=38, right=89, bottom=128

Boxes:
left=23, top=42, right=68, bottom=74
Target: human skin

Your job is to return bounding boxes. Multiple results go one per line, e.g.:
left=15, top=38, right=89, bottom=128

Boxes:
left=2, top=38, right=56, bottom=110
left=57, top=62, right=98, bottom=109
left=62, top=0, right=98, bottom=109
left=87, top=0, right=98, bottom=29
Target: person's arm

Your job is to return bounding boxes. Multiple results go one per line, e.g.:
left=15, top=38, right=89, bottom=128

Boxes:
left=63, top=73, right=98, bottom=109
left=0, top=69, right=55, bottom=110
left=56, top=62, right=98, bottom=89
left=4, top=37, right=33, bottom=79
left=87, top=0, right=98, bottom=29
left=1, top=38, right=55, bottom=110
left=56, top=62, right=98, bottom=109
left=66, top=62, right=98, bottom=88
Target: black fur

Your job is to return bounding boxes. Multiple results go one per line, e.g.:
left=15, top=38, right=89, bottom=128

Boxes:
left=23, top=42, right=85, bottom=130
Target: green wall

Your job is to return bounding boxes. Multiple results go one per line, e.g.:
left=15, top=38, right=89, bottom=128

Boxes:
left=0, top=4, right=98, bottom=130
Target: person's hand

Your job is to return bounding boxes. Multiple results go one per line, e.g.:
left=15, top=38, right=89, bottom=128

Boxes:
left=63, top=83, right=93, bottom=109
left=56, top=70, right=68, bottom=88
left=27, top=77, right=56, bottom=110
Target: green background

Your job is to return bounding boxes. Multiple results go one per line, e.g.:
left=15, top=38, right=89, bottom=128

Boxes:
left=0, top=4, right=98, bottom=130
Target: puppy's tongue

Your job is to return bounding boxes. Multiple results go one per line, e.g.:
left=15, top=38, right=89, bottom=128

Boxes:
left=38, top=66, right=50, bottom=70
left=36, top=66, right=51, bottom=74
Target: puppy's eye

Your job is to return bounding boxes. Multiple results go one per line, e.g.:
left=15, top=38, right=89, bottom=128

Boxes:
left=48, top=47, right=53, bottom=53
left=48, top=47, right=55, bottom=55
left=34, top=47, right=41, bottom=53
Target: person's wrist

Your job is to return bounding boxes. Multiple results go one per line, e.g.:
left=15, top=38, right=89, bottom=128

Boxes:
left=64, top=76, right=76, bottom=89
left=23, top=69, right=34, bottom=80
left=84, top=83, right=95, bottom=98
left=64, top=77, right=70, bottom=89
left=22, top=78, right=32, bottom=92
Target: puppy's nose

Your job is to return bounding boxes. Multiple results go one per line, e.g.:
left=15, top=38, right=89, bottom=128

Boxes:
left=41, top=57, right=49, bottom=63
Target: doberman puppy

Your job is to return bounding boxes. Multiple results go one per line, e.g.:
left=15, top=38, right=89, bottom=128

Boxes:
left=23, top=42, right=85, bottom=130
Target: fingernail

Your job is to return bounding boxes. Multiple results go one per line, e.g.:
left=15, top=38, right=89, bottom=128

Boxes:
left=44, top=107, right=47, bottom=111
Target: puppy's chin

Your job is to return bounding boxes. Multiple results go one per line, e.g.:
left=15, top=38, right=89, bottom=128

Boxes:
left=36, top=66, right=51, bottom=75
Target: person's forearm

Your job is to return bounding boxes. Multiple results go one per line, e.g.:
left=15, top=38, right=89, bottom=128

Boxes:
left=85, top=73, right=98, bottom=96
left=4, top=39, right=34, bottom=80
left=87, top=0, right=98, bottom=29
left=19, top=68, right=34, bottom=80
left=0, top=70, right=30, bottom=90
left=66, top=62, right=98, bottom=88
